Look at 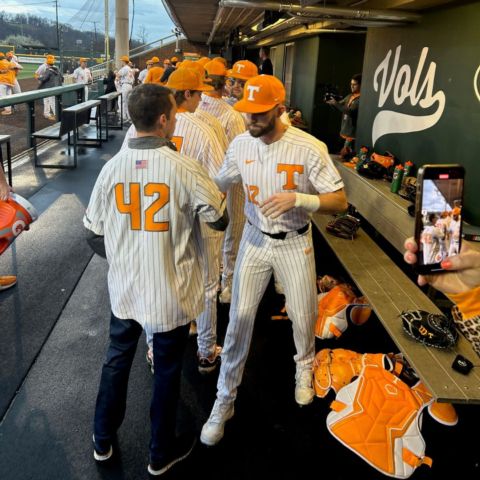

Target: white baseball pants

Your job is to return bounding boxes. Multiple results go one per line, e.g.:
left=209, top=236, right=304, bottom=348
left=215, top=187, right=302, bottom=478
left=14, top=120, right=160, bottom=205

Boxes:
left=196, top=224, right=223, bottom=357
left=43, top=96, right=55, bottom=117
left=0, top=84, right=12, bottom=113
left=221, top=183, right=245, bottom=290
left=119, top=83, right=132, bottom=121
left=216, top=221, right=317, bottom=404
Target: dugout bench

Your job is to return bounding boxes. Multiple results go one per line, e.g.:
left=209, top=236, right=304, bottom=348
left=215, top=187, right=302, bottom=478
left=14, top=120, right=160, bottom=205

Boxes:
left=32, top=99, right=102, bottom=169
left=312, top=157, right=480, bottom=404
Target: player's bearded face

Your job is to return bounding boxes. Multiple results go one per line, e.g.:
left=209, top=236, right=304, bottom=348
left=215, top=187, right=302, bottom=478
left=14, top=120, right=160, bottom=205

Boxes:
left=247, top=107, right=277, bottom=138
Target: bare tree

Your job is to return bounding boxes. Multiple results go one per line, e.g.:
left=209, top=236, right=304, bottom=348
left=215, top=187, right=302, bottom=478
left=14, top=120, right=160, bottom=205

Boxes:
left=136, top=25, right=148, bottom=44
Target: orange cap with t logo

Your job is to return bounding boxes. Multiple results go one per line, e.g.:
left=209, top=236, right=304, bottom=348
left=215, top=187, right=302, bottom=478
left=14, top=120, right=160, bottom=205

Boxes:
left=227, top=60, right=258, bottom=81
left=234, top=74, right=285, bottom=114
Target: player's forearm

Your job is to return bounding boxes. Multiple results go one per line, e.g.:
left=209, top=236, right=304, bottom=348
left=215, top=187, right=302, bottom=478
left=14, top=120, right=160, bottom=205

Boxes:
left=317, top=189, right=348, bottom=214
left=207, top=209, right=229, bottom=232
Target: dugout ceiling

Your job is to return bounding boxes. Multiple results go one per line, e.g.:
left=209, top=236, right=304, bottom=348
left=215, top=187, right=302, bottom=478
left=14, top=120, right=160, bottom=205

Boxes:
left=160, top=0, right=467, bottom=47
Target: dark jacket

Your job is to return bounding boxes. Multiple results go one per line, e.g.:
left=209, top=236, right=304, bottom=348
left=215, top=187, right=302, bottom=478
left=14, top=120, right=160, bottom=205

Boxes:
left=160, top=65, right=175, bottom=84
left=333, top=93, right=360, bottom=138
left=38, top=65, right=63, bottom=89
left=259, top=58, right=273, bottom=75
left=103, top=70, right=116, bottom=94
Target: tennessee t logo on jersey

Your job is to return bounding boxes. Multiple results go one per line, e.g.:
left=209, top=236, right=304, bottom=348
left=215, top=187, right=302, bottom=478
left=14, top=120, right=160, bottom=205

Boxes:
left=277, top=164, right=304, bottom=190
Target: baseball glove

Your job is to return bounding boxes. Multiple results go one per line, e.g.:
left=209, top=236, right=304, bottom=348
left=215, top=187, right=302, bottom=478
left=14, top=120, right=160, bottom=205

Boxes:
left=326, top=214, right=361, bottom=240
left=400, top=310, right=458, bottom=349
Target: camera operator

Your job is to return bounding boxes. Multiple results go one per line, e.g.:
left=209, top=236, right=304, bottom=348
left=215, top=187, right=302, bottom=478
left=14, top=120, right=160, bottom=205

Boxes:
left=326, top=74, right=361, bottom=158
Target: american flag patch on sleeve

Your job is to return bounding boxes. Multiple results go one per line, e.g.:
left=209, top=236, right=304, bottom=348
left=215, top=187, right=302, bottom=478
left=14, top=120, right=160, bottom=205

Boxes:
left=136, top=160, right=148, bottom=169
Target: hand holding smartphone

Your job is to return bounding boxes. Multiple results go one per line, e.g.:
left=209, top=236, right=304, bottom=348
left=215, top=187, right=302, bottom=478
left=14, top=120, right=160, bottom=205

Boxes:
left=414, top=164, right=464, bottom=275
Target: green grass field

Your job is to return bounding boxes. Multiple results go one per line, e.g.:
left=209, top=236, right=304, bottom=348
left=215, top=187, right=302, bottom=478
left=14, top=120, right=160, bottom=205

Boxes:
left=18, top=63, right=40, bottom=80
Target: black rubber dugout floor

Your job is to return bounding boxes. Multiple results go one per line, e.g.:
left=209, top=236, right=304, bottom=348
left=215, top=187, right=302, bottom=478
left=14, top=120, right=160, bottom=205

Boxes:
left=0, top=132, right=479, bottom=480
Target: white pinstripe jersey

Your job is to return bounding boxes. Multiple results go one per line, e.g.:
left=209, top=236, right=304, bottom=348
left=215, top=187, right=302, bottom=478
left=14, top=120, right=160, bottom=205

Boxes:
left=198, top=93, right=246, bottom=143
left=194, top=108, right=229, bottom=152
left=84, top=137, right=225, bottom=334
left=172, top=111, right=224, bottom=179
left=215, top=126, right=344, bottom=234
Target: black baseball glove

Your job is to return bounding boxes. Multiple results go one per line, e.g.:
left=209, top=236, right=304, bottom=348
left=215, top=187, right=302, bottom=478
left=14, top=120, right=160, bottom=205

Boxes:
left=400, top=310, right=458, bottom=349
left=326, top=214, right=361, bottom=240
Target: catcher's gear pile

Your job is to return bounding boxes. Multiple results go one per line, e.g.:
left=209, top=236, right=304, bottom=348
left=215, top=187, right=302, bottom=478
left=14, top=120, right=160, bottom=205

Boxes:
left=400, top=310, right=458, bottom=348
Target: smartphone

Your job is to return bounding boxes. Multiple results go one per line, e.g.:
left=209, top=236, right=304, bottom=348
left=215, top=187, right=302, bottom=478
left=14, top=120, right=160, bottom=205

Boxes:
left=414, top=164, right=464, bottom=274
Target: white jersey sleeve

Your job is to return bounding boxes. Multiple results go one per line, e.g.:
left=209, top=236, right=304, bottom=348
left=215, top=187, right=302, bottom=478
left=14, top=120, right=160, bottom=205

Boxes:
left=83, top=168, right=107, bottom=235
left=188, top=158, right=226, bottom=223
left=306, top=142, right=344, bottom=194
left=215, top=143, right=242, bottom=192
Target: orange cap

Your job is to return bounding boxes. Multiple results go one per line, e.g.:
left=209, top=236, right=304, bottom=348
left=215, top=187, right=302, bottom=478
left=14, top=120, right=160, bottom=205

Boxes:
left=0, top=52, right=4, bottom=58
left=204, top=60, right=227, bottom=77
left=212, top=57, right=227, bottom=67
left=120, top=55, right=129, bottom=62
left=80, top=57, right=88, bottom=63
left=151, top=56, right=160, bottom=63
left=452, top=207, right=461, bottom=216
left=146, top=59, right=154, bottom=65
left=227, top=60, right=258, bottom=80
left=170, top=56, right=179, bottom=63
left=197, top=57, right=210, bottom=67
left=47, top=55, right=55, bottom=65
left=166, top=67, right=213, bottom=92
left=234, top=75, right=286, bottom=114
left=176, top=61, right=183, bottom=68
left=182, top=60, right=209, bottom=79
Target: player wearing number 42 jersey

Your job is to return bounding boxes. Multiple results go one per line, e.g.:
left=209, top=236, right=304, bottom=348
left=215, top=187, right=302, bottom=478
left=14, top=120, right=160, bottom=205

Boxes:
left=200, top=75, right=348, bottom=447
left=84, top=84, right=228, bottom=476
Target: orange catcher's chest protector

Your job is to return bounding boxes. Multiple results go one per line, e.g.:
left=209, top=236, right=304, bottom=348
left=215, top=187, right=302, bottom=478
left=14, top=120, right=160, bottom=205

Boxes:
left=327, top=364, right=433, bottom=479
left=0, top=194, right=38, bottom=255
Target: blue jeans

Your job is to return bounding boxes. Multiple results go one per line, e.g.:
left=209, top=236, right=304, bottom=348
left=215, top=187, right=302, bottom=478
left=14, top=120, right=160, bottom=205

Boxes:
left=93, top=312, right=190, bottom=463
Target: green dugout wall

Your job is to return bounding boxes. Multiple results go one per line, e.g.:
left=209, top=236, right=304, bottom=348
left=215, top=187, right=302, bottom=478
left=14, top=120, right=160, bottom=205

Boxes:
left=356, top=2, right=480, bottom=225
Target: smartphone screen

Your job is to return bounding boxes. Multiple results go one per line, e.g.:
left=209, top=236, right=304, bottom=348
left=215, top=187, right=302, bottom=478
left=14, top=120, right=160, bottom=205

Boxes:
left=415, top=165, right=464, bottom=273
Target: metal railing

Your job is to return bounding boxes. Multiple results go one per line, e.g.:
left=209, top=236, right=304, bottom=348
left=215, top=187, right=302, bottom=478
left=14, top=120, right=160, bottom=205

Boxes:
left=89, top=34, right=185, bottom=80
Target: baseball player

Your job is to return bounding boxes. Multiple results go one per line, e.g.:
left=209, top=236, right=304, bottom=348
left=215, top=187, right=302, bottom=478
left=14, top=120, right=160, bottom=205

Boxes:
left=200, top=75, right=347, bottom=446
left=116, top=55, right=134, bottom=121
left=143, top=56, right=164, bottom=85
left=5, top=52, right=22, bottom=95
left=85, top=84, right=228, bottom=475
left=198, top=60, right=246, bottom=304
left=160, top=67, right=225, bottom=373
left=72, top=58, right=93, bottom=100
left=138, top=59, right=152, bottom=83
left=0, top=53, right=15, bottom=116
left=179, top=61, right=229, bottom=152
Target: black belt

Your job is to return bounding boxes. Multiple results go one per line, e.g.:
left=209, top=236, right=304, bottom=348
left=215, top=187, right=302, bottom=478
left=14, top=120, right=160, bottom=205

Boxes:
left=249, top=221, right=309, bottom=240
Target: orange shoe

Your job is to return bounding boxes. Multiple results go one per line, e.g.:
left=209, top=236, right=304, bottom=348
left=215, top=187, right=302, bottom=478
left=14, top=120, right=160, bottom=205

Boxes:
left=0, top=275, right=17, bottom=291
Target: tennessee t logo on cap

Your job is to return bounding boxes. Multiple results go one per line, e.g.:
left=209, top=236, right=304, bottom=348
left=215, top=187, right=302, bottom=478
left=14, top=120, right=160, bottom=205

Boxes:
left=247, top=85, right=261, bottom=101
left=234, top=74, right=286, bottom=114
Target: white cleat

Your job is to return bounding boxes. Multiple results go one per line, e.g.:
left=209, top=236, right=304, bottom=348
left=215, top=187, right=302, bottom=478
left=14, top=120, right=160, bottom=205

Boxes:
left=295, top=367, right=314, bottom=406
left=200, top=400, right=234, bottom=446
